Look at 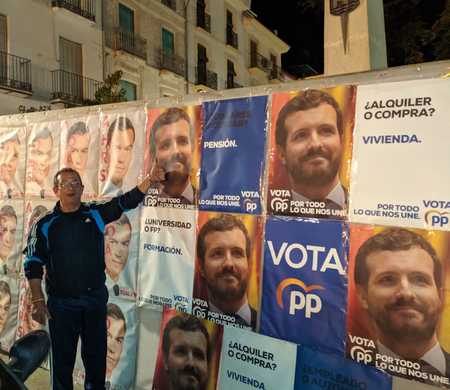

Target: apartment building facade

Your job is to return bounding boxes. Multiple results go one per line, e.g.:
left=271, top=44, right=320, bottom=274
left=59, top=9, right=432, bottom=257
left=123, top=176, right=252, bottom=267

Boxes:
left=0, top=0, right=289, bottom=114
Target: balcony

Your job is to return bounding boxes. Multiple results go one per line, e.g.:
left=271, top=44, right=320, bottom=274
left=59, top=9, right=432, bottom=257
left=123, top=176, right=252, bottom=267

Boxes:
left=249, top=53, right=271, bottom=72
left=269, top=64, right=283, bottom=81
left=0, top=51, right=32, bottom=95
left=105, top=27, right=147, bottom=61
left=195, top=67, right=217, bottom=90
left=161, top=0, right=176, bottom=11
left=226, top=27, right=238, bottom=49
left=197, top=11, right=211, bottom=33
left=226, top=79, right=242, bottom=89
left=156, top=49, right=185, bottom=77
left=51, top=0, right=96, bottom=22
left=51, top=70, right=102, bottom=106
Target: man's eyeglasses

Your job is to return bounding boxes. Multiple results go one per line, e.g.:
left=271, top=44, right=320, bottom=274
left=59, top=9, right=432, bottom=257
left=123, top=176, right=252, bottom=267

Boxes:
left=59, top=180, right=81, bottom=189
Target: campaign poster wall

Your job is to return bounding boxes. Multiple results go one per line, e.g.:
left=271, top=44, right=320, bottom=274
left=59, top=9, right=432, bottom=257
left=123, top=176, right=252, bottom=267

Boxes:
left=26, top=121, right=60, bottom=199
left=295, top=345, right=392, bottom=390
left=143, top=105, right=202, bottom=210
left=0, top=199, right=24, bottom=275
left=105, top=208, right=140, bottom=301
left=349, top=79, right=450, bottom=231
left=60, top=114, right=100, bottom=199
left=15, top=277, right=45, bottom=339
left=0, top=127, right=26, bottom=199
left=152, top=308, right=223, bottom=390
left=0, top=275, right=19, bottom=351
left=138, top=206, right=196, bottom=312
left=267, top=86, right=355, bottom=219
left=99, top=108, right=145, bottom=197
left=347, top=224, right=450, bottom=388
left=260, top=217, right=348, bottom=354
left=218, top=325, right=297, bottom=390
left=192, top=211, right=263, bottom=331
left=199, top=96, right=267, bottom=214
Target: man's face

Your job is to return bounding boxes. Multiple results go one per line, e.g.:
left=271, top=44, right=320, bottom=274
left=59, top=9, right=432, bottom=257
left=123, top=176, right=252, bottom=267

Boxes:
left=278, top=103, right=342, bottom=187
left=29, top=137, right=52, bottom=186
left=0, top=292, right=11, bottom=332
left=106, top=316, right=126, bottom=379
left=154, top=119, right=192, bottom=183
left=107, top=128, right=134, bottom=186
left=53, top=171, right=84, bottom=208
left=358, top=247, right=443, bottom=344
left=0, top=140, right=19, bottom=185
left=105, top=222, right=131, bottom=281
left=164, top=329, right=208, bottom=390
left=67, top=133, right=90, bottom=176
left=0, top=215, right=17, bottom=260
left=200, top=228, right=250, bottom=304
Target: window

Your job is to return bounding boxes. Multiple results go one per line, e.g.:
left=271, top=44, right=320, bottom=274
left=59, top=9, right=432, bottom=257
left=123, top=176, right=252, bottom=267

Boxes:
left=119, top=3, right=134, bottom=33
left=250, top=40, right=257, bottom=67
left=227, top=59, right=235, bottom=88
left=0, top=14, right=7, bottom=82
left=119, top=80, right=137, bottom=101
left=60, top=37, right=82, bottom=75
left=197, top=44, right=208, bottom=83
left=162, top=28, right=174, bottom=56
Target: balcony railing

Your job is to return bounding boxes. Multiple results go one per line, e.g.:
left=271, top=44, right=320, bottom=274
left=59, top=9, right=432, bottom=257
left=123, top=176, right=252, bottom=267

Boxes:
left=156, top=49, right=185, bottom=77
left=51, top=69, right=102, bottom=105
left=161, top=0, right=176, bottom=11
left=195, top=67, right=218, bottom=90
left=105, top=27, right=147, bottom=61
left=250, top=53, right=271, bottom=72
left=226, top=79, right=242, bottom=89
left=269, top=64, right=283, bottom=80
left=51, top=0, right=96, bottom=22
left=0, top=51, right=32, bottom=94
left=226, top=27, right=238, bottom=49
left=197, top=11, right=211, bottom=32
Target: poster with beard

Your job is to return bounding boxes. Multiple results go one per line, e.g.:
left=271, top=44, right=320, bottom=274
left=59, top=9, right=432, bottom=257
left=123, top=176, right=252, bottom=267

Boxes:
left=143, top=105, right=202, bottom=210
left=192, top=211, right=263, bottom=332
left=346, top=224, right=450, bottom=388
left=0, top=199, right=24, bottom=276
left=0, top=127, right=26, bottom=199
left=349, top=79, right=450, bottom=231
left=25, top=121, right=60, bottom=199
left=73, top=298, right=139, bottom=390
left=266, top=86, right=356, bottom=219
left=0, top=275, right=19, bottom=352
left=99, top=108, right=145, bottom=198
left=105, top=208, right=140, bottom=301
left=260, top=216, right=348, bottom=354
left=218, top=325, right=297, bottom=390
left=60, top=114, right=100, bottom=199
left=137, top=206, right=196, bottom=312
left=152, top=308, right=223, bottom=390
left=199, top=96, right=267, bottom=215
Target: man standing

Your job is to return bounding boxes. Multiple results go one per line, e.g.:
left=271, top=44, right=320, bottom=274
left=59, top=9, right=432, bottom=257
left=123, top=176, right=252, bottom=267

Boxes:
left=274, top=89, right=346, bottom=213
left=162, top=315, right=209, bottom=390
left=106, top=303, right=126, bottom=383
left=24, top=167, right=154, bottom=390
left=27, top=128, right=53, bottom=198
left=0, top=205, right=17, bottom=274
left=147, top=108, right=196, bottom=205
left=353, top=228, right=449, bottom=380
left=0, top=280, right=11, bottom=334
left=196, top=214, right=256, bottom=330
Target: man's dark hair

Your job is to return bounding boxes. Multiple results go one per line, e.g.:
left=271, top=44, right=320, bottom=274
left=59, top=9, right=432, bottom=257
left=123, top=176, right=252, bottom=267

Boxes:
left=149, top=107, right=193, bottom=156
left=354, top=228, right=442, bottom=289
left=107, top=117, right=135, bottom=146
left=32, top=127, right=53, bottom=146
left=107, top=303, right=127, bottom=333
left=53, top=167, right=82, bottom=188
left=66, top=121, right=89, bottom=143
left=162, top=314, right=210, bottom=361
left=0, top=205, right=17, bottom=222
left=0, top=281, right=11, bottom=301
left=275, top=89, right=344, bottom=148
left=197, top=214, right=251, bottom=265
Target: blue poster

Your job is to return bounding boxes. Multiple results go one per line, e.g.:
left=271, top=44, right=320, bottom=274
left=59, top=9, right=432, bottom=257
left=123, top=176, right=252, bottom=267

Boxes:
left=294, top=346, right=392, bottom=390
left=199, top=96, right=268, bottom=214
left=260, top=217, right=348, bottom=354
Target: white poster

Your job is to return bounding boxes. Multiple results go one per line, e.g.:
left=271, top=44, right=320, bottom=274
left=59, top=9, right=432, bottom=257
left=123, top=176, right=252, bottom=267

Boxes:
left=349, top=79, right=450, bottom=230
left=137, top=207, right=196, bottom=313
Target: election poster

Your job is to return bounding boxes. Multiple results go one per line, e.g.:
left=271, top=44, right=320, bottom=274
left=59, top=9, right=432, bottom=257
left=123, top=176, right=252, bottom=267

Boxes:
left=346, top=224, right=450, bottom=388
left=15, top=277, right=45, bottom=339
left=99, top=108, right=145, bottom=197
left=0, top=199, right=24, bottom=276
left=349, top=79, right=450, bottom=231
left=295, top=345, right=392, bottom=390
left=105, top=208, right=140, bottom=301
left=260, top=216, right=348, bottom=354
left=143, top=105, right=202, bottom=210
left=0, top=127, right=26, bottom=199
left=60, top=114, right=100, bottom=199
left=152, top=308, right=223, bottom=390
left=25, top=121, right=60, bottom=199
left=199, top=96, right=267, bottom=215
left=218, top=325, right=297, bottom=390
left=267, top=86, right=355, bottom=219
left=0, top=275, right=19, bottom=352
left=138, top=206, right=196, bottom=312
left=192, top=211, right=263, bottom=331
left=22, top=198, right=55, bottom=245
